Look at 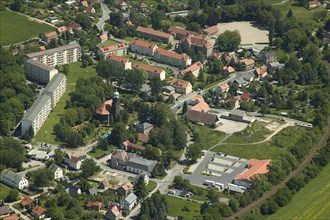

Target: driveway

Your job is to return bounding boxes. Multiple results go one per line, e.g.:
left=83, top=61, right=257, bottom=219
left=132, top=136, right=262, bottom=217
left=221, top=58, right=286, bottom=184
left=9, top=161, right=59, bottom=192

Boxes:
left=96, top=0, right=111, bottom=31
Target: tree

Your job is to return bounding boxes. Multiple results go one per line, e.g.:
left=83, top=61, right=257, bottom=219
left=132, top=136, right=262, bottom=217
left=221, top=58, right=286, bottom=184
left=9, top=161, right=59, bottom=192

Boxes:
left=182, top=101, right=188, bottom=114
left=5, top=189, right=19, bottom=202
left=207, top=189, right=220, bottom=203
left=81, top=158, right=100, bottom=178
left=217, top=30, right=241, bottom=52
left=134, top=175, right=148, bottom=200
left=186, top=144, right=201, bottom=162
left=10, top=0, right=23, bottom=11
left=54, top=149, right=65, bottom=165
left=186, top=22, right=201, bottom=33
left=33, top=169, right=53, bottom=187
left=150, top=77, right=163, bottom=96
left=152, top=163, right=166, bottom=177
left=110, top=12, right=124, bottom=27
left=110, top=122, right=128, bottom=146
left=76, top=14, right=92, bottom=30
left=184, top=72, right=195, bottom=86
left=228, top=199, right=239, bottom=212
left=63, top=65, right=69, bottom=75
left=97, top=138, right=108, bottom=150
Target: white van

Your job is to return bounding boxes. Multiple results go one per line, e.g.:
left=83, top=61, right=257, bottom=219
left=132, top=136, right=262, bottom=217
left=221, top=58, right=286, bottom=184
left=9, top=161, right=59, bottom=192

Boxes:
left=168, top=190, right=176, bottom=195
left=203, top=180, right=215, bottom=187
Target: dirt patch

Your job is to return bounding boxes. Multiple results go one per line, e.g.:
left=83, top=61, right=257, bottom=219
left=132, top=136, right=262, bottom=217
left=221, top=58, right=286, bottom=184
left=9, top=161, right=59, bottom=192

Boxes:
left=265, top=121, right=281, bottom=132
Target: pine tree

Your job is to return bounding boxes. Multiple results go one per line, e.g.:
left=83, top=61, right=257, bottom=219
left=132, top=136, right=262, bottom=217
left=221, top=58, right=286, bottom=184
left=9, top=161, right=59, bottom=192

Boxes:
left=182, top=101, right=188, bottom=114
left=134, top=175, right=148, bottom=200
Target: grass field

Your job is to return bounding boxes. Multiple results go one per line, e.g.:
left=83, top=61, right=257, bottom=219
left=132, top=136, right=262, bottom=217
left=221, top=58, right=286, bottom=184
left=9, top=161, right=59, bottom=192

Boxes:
left=165, top=196, right=202, bottom=220
left=0, top=10, right=53, bottom=45
left=192, top=125, right=226, bottom=150
left=266, top=163, right=330, bottom=220
left=35, top=62, right=97, bottom=144
left=88, top=145, right=116, bottom=158
left=146, top=181, right=157, bottom=192
left=0, top=183, right=11, bottom=201
left=98, top=39, right=121, bottom=47
left=225, top=121, right=272, bottom=144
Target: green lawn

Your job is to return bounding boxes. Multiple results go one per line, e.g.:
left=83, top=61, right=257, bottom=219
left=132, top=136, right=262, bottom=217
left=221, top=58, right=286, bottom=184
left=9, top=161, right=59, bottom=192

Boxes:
left=35, top=62, right=97, bottom=144
left=165, top=196, right=202, bottom=220
left=192, top=125, right=226, bottom=150
left=0, top=10, right=53, bottom=45
left=0, top=183, right=11, bottom=201
left=266, top=163, right=330, bottom=220
left=88, top=145, right=117, bottom=158
left=146, top=181, right=157, bottom=192
left=98, top=39, right=121, bottom=47
left=225, top=121, right=272, bottom=144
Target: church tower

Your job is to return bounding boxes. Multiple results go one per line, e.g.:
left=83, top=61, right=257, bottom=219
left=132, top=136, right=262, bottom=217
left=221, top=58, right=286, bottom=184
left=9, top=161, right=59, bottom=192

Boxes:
left=112, top=89, right=120, bottom=120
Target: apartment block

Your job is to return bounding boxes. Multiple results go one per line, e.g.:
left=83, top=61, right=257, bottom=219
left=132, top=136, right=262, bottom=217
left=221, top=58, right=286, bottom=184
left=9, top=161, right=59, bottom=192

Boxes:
left=21, top=95, right=52, bottom=136
left=98, top=43, right=129, bottom=57
left=25, top=42, right=81, bottom=67
left=133, top=62, right=166, bottom=81
left=177, top=61, right=203, bottom=79
left=170, top=78, right=192, bottom=94
left=136, top=26, right=174, bottom=44
left=130, top=40, right=158, bottom=56
left=43, top=73, right=66, bottom=108
left=154, top=48, right=191, bottom=68
left=107, top=54, right=132, bottom=70
left=25, top=59, right=58, bottom=84
left=0, top=169, right=29, bottom=189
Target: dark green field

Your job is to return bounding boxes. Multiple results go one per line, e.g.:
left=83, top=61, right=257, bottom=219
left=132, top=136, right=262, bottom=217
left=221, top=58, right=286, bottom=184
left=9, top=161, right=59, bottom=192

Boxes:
left=0, top=10, right=53, bottom=45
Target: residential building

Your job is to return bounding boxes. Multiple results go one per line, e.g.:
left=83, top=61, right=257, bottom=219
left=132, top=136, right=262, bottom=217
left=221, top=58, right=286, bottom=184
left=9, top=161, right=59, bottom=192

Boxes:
left=47, top=16, right=58, bottom=25
left=214, top=82, right=230, bottom=93
left=138, top=133, right=149, bottom=143
left=89, top=187, right=98, bottom=196
left=162, top=86, right=175, bottom=95
left=126, top=157, right=157, bottom=176
left=130, top=39, right=158, bottom=56
left=56, top=26, right=71, bottom=35
left=139, top=2, right=147, bottom=11
left=20, top=196, right=34, bottom=210
left=63, top=150, right=86, bottom=170
left=0, top=206, right=12, bottom=218
left=43, top=73, right=66, bottom=108
left=167, top=26, right=200, bottom=40
left=86, top=6, right=95, bottom=13
left=99, top=43, right=129, bottom=57
left=110, top=149, right=132, bottom=170
left=190, top=96, right=210, bottom=113
left=240, top=92, right=252, bottom=101
left=133, top=173, right=149, bottom=185
left=105, top=204, right=121, bottom=220
left=170, top=78, right=192, bottom=94
left=223, top=66, right=235, bottom=74
left=31, top=206, right=46, bottom=219
left=121, top=140, right=145, bottom=151
left=42, top=31, right=58, bottom=43
left=25, top=42, right=81, bottom=67
left=228, top=109, right=246, bottom=121
left=154, top=48, right=191, bottom=68
left=119, top=1, right=129, bottom=10
left=24, top=59, right=58, bottom=84
left=99, top=33, right=108, bottom=43
left=185, top=110, right=219, bottom=126
left=306, top=0, right=321, bottom=8
left=117, top=182, right=133, bottom=196
left=21, top=95, right=52, bottom=136
left=267, top=62, right=284, bottom=71
left=120, top=193, right=137, bottom=210
left=2, top=214, right=18, bottom=220
left=203, top=25, right=219, bottom=36
left=243, top=71, right=255, bottom=83
left=81, top=0, right=88, bottom=7
left=107, top=54, right=132, bottom=70
left=228, top=96, right=241, bottom=109
left=133, top=62, right=165, bottom=81
left=65, top=185, right=82, bottom=196
left=136, top=122, right=153, bottom=134
left=99, top=179, right=110, bottom=190
left=233, top=159, right=271, bottom=188
left=254, top=67, right=267, bottom=79
left=48, top=163, right=64, bottom=180
left=240, top=58, right=255, bottom=70
left=86, top=201, right=103, bottom=211
left=258, top=51, right=277, bottom=64
left=177, top=61, right=203, bottom=79
left=136, top=26, right=174, bottom=44
left=180, top=34, right=214, bottom=56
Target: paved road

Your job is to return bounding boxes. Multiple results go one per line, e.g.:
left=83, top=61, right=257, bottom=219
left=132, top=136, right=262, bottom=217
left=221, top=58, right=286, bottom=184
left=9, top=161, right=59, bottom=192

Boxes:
left=96, top=0, right=111, bottom=31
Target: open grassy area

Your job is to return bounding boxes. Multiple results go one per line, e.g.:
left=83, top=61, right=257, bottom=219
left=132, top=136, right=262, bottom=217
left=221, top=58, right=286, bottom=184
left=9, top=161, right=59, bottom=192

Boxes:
left=88, top=145, right=117, bottom=158
left=192, top=125, right=226, bottom=150
left=146, top=181, right=157, bottom=192
left=266, top=163, right=330, bottom=220
left=165, top=196, right=202, bottom=220
left=98, top=39, right=121, bottom=47
left=225, top=121, right=272, bottom=144
left=35, top=62, right=97, bottom=144
left=0, top=10, right=53, bottom=45
left=0, top=183, right=11, bottom=201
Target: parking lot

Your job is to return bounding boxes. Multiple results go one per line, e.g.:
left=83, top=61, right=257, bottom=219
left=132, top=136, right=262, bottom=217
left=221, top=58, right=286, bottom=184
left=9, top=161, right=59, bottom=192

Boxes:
left=181, top=151, right=248, bottom=187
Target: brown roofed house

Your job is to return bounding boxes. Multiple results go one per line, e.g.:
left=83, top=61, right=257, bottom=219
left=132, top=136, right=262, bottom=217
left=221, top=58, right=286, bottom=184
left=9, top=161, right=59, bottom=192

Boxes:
left=185, top=110, right=219, bottom=126
left=110, top=149, right=132, bottom=170
left=99, top=33, right=108, bottom=43
left=136, top=26, right=174, bottom=44
left=167, top=26, right=200, bottom=40
left=203, top=25, right=219, bottom=36
left=117, top=182, right=133, bottom=196
left=178, top=61, right=203, bottom=79
left=170, top=78, right=192, bottom=94
left=86, top=201, right=103, bottom=211
left=3, top=215, right=19, bottom=220
left=105, top=204, right=122, bottom=220
left=32, top=206, right=46, bottom=219
left=20, top=196, right=34, bottom=210
left=42, top=31, right=58, bottom=43
left=133, top=62, right=165, bottom=81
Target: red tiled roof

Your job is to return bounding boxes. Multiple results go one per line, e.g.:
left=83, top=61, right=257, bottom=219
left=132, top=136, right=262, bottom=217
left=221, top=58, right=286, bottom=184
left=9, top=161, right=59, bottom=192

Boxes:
left=155, top=48, right=190, bottom=61
left=108, top=205, right=121, bottom=217
left=223, top=66, right=235, bottom=73
left=203, top=25, right=219, bottom=35
left=138, top=133, right=149, bottom=143
left=182, top=34, right=212, bottom=48
left=100, top=43, right=128, bottom=53
left=39, top=46, right=46, bottom=51
left=101, top=179, right=109, bottom=188
left=219, top=82, right=229, bottom=91
left=234, top=159, right=271, bottom=180
left=3, top=215, right=19, bottom=220
left=133, top=62, right=164, bottom=75
left=240, top=58, right=255, bottom=66
left=86, top=6, right=94, bottom=13
left=168, top=26, right=200, bottom=37
left=57, top=26, right=67, bottom=33
left=122, top=140, right=145, bottom=151
left=240, top=92, right=251, bottom=100
left=69, top=21, right=81, bottom=30
left=32, top=206, right=46, bottom=216
left=180, top=61, right=203, bottom=76
left=21, top=196, right=34, bottom=206
left=87, top=201, right=103, bottom=208
left=107, top=54, right=129, bottom=64
left=119, top=1, right=129, bottom=6
left=70, top=156, right=79, bottom=163
left=211, top=52, right=222, bottom=59
left=191, top=101, right=209, bottom=113
left=44, top=31, right=58, bottom=39
left=307, top=0, right=320, bottom=5
left=131, top=39, right=156, bottom=49
left=99, top=34, right=108, bottom=41
left=126, top=20, right=134, bottom=26
left=255, top=67, right=266, bottom=76
left=140, top=2, right=147, bottom=8
left=137, top=26, right=172, bottom=40
left=228, top=96, right=241, bottom=103
left=191, top=95, right=204, bottom=103
left=95, top=99, right=113, bottom=115
left=170, top=78, right=191, bottom=89
left=120, top=182, right=133, bottom=191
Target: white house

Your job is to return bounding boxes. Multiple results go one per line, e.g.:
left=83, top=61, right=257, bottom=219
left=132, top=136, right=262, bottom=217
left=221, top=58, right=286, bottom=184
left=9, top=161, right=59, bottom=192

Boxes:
left=120, top=192, right=137, bottom=210
left=63, top=151, right=86, bottom=170
left=0, top=169, right=29, bottom=189
left=133, top=173, right=149, bottom=185
left=48, top=163, right=64, bottom=180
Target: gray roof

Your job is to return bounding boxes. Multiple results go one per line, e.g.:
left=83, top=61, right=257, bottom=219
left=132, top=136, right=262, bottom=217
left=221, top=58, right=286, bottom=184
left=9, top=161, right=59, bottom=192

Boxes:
left=22, top=95, right=51, bottom=122
left=26, top=59, right=55, bottom=71
left=48, top=163, right=61, bottom=173
left=89, top=187, right=98, bottom=195
left=234, top=77, right=246, bottom=85
left=0, top=169, right=25, bottom=182
left=25, top=42, right=80, bottom=58
left=0, top=206, right=11, bottom=216
left=65, top=185, right=80, bottom=196
left=43, top=73, right=66, bottom=93
left=230, top=109, right=246, bottom=117
left=243, top=72, right=255, bottom=81
left=185, top=110, right=219, bottom=126
left=126, top=157, right=156, bottom=173
left=124, top=192, right=137, bottom=204
left=138, top=122, right=153, bottom=130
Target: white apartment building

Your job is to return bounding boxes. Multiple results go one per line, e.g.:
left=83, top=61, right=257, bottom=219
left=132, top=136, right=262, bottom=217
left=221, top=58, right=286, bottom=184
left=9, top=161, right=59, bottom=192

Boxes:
left=177, top=61, right=203, bottom=79
left=130, top=40, right=158, bottom=56
left=154, top=48, right=191, bottom=68
left=0, top=169, right=29, bottom=189
left=21, top=95, right=52, bottom=136
left=25, top=42, right=81, bottom=67
left=98, top=43, right=129, bottom=57
left=43, top=73, right=66, bottom=108
left=133, top=62, right=166, bottom=81
left=107, top=54, right=132, bottom=70
left=48, top=163, right=64, bottom=180
left=25, top=59, right=58, bottom=84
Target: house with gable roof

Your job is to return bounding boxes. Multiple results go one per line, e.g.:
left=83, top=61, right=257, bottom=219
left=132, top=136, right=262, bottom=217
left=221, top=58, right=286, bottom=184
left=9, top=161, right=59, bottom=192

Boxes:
left=170, top=78, right=192, bottom=94
left=63, top=150, right=86, bottom=170
left=0, top=169, right=29, bottom=189
left=180, top=34, right=214, bottom=56
left=120, top=193, right=137, bottom=210
left=177, top=61, right=203, bottom=79
left=107, top=54, right=132, bottom=70
left=31, top=206, right=46, bottom=219
left=117, top=182, right=133, bottom=196
left=105, top=204, right=122, bottom=220
left=130, top=40, right=158, bottom=56
left=48, top=163, right=64, bottom=180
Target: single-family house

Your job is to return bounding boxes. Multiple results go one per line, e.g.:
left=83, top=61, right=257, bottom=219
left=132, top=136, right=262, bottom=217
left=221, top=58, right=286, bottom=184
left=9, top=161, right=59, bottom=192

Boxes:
left=107, top=54, right=132, bottom=70
left=233, top=159, right=271, bottom=188
left=119, top=1, right=129, bottom=10
left=240, top=58, right=255, bottom=70
left=139, top=2, right=147, bottom=11
left=31, top=206, right=46, bottom=220
left=223, top=66, right=235, bottom=74
left=228, top=96, right=241, bottom=109
left=110, top=149, right=132, bottom=170
left=214, top=82, right=230, bottom=93
left=105, top=204, right=122, bottom=220
left=86, top=201, right=103, bottom=211
left=126, top=20, right=134, bottom=26
left=108, top=184, right=120, bottom=194
left=86, top=6, right=95, bottom=13
left=203, top=25, right=219, bottom=36
left=170, top=78, right=192, bottom=94
left=138, top=133, right=149, bottom=143
left=126, top=157, right=157, bottom=176
left=56, top=26, right=68, bottom=35
left=211, top=52, right=222, bottom=60
left=42, top=31, right=58, bottom=43
left=47, top=16, right=58, bottom=25
left=306, top=0, right=321, bottom=8
left=120, top=193, right=137, bottom=210
left=48, top=163, right=64, bottom=180
left=65, top=185, right=82, bottom=196
left=190, top=96, right=210, bottom=113
left=81, top=0, right=88, bottom=7
left=117, top=182, right=134, bottom=196
left=99, top=33, right=108, bottom=43
left=177, top=61, right=203, bottom=79
left=136, top=122, right=153, bottom=134
left=234, top=77, right=247, bottom=87
left=254, top=67, right=267, bottom=79
left=243, top=71, right=255, bottom=83
left=0, top=206, right=13, bottom=218
left=240, top=92, right=252, bottom=101
left=20, top=196, right=34, bottom=210
left=185, top=110, right=219, bottom=126
left=2, top=214, right=19, bottom=220
left=133, top=62, right=166, bottom=81
left=63, top=151, right=86, bottom=170
left=121, top=140, right=145, bottom=151
left=0, top=169, right=29, bottom=189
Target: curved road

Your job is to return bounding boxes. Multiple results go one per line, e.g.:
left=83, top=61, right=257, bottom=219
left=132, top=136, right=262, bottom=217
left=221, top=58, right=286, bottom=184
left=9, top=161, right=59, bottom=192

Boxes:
left=96, top=0, right=111, bottom=31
